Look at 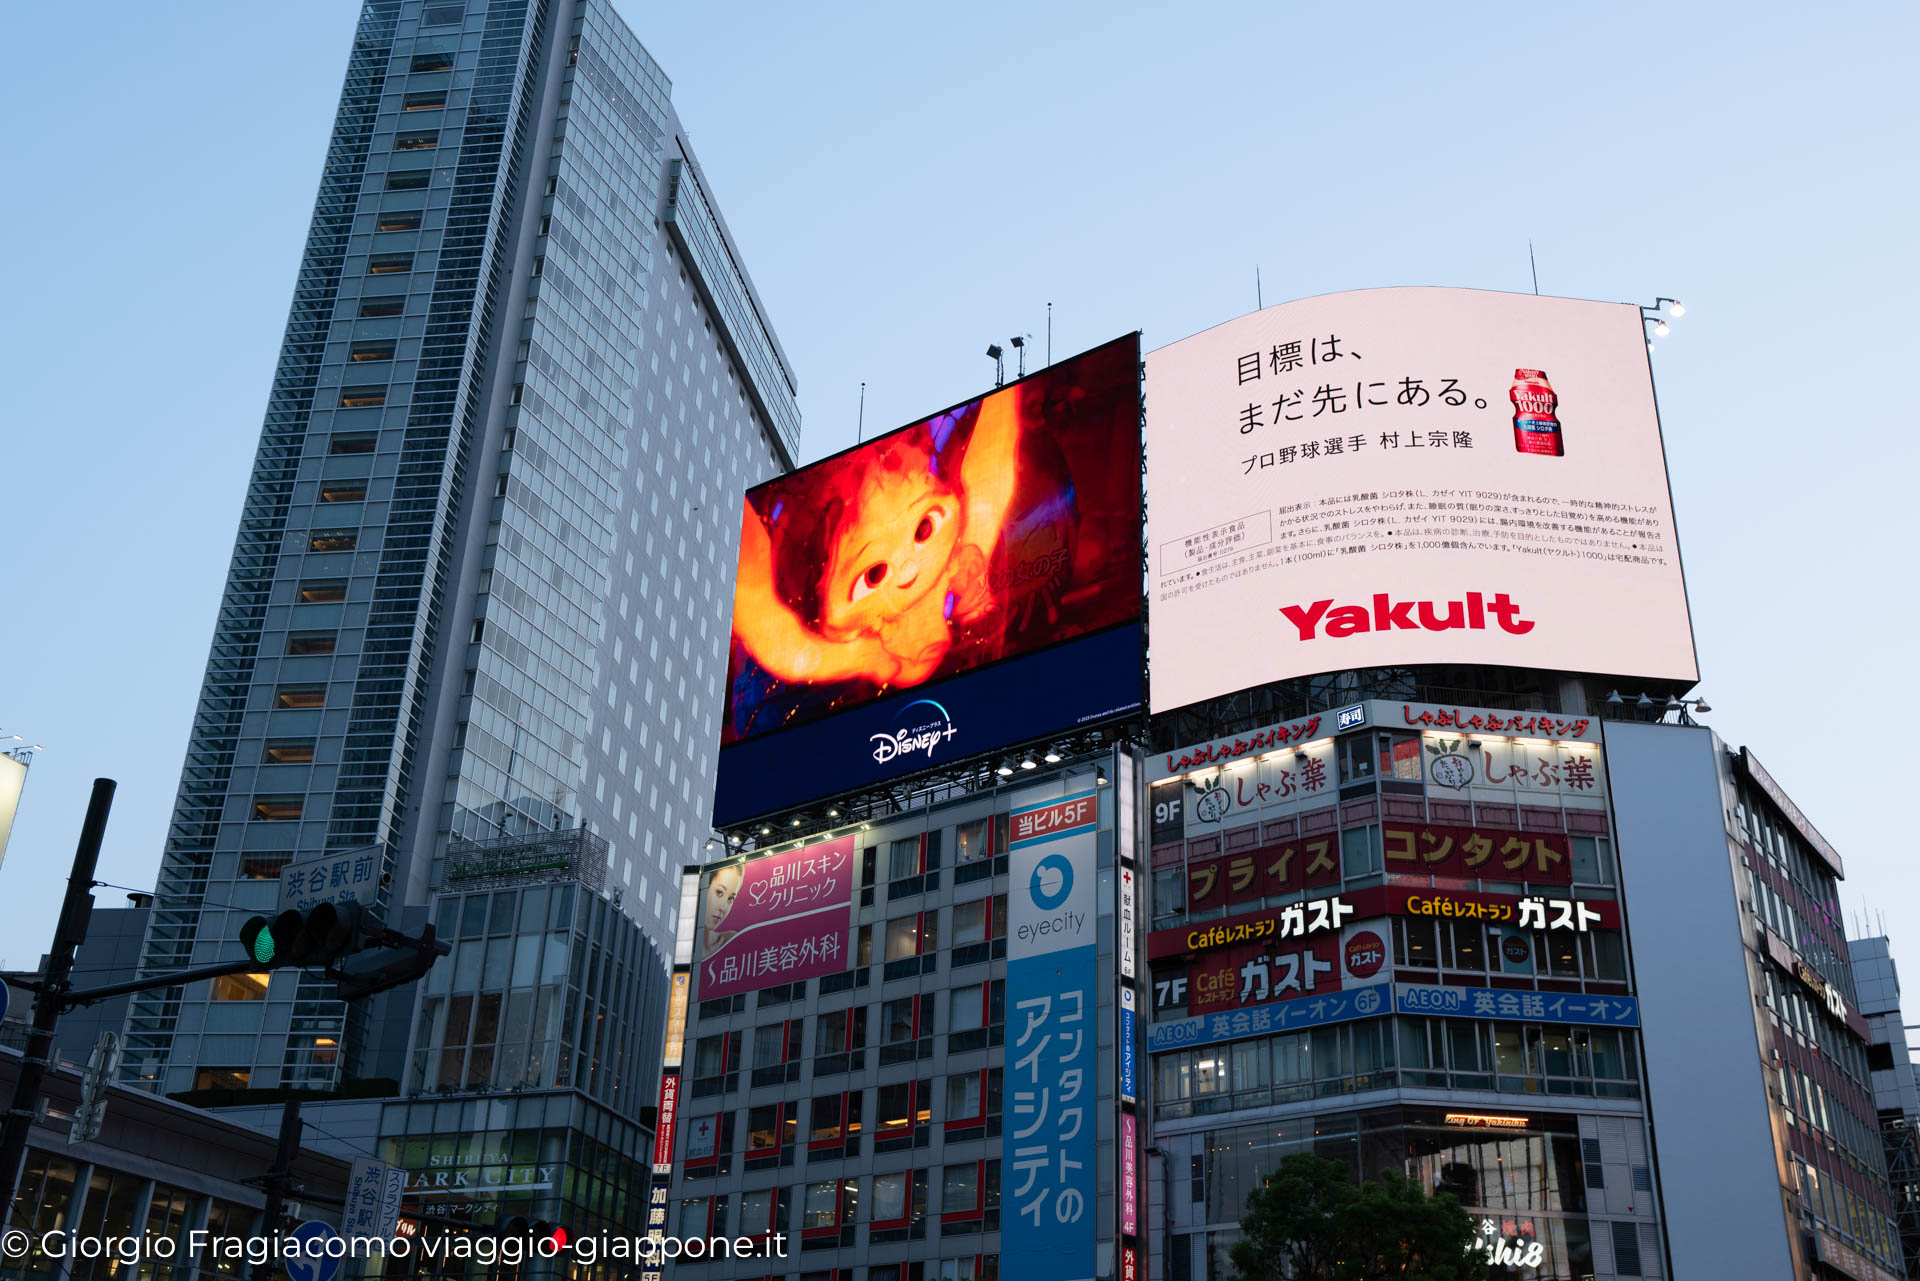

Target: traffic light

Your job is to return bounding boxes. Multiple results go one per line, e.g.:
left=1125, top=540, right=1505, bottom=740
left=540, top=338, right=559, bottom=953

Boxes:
left=333, top=924, right=450, bottom=1002
left=237, top=902, right=375, bottom=970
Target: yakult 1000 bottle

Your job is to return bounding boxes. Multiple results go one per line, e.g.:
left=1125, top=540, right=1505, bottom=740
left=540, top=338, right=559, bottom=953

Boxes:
left=1509, top=368, right=1563, bottom=456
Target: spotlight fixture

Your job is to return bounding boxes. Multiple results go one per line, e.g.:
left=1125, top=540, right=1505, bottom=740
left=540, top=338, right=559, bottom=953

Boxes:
left=1606, top=690, right=1624, bottom=706
left=827, top=807, right=840, bottom=818
left=704, top=838, right=716, bottom=851
left=1635, top=693, right=1653, bottom=709
left=1019, top=756, right=1038, bottom=771
left=760, top=825, right=772, bottom=836
left=1654, top=319, right=1670, bottom=337
left=995, top=762, right=1014, bottom=777
left=1044, top=748, right=1063, bottom=764
left=1693, top=699, right=1711, bottom=714
left=1095, top=766, right=1109, bottom=787
left=789, top=818, right=801, bottom=827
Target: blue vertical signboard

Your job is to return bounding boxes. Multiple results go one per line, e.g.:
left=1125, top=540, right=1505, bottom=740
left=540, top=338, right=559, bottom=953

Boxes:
left=1005, top=786, right=1100, bottom=1281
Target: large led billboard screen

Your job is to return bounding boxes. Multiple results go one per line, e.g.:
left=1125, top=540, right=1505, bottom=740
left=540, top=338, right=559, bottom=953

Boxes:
left=1145, top=287, right=1696, bottom=711
left=713, top=334, right=1143, bottom=824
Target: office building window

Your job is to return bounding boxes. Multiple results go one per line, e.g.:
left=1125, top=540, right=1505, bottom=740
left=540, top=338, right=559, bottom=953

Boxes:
left=299, top=581, right=347, bottom=603
left=253, top=797, right=303, bottom=821
left=375, top=209, right=422, bottom=232
left=264, top=740, right=315, bottom=763
left=275, top=686, right=325, bottom=709
left=403, top=90, right=447, bottom=110
left=319, top=484, right=368, bottom=503
left=357, top=296, right=405, bottom=318
left=349, top=341, right=396, bottom=363
left=367, top=252, right=414, bottom=275
left=308, top=531, right=357, bottom=553
left=337, top=388, right=385, bottom=409
left=211, top=973, right=268, bottom=1001
left=408, top=52, right=453, bottom=72
left=384, top=169, right=430, bottom=191
left=394, top=130, right=439, bottom=152
left=191, top=1068, right=249, bottom=1091
left=286, top=633, right=336, bottom=655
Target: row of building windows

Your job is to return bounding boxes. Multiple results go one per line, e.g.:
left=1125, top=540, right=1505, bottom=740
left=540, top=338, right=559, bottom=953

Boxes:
left=1154, top=1018, right=1641, bottom=1118
left=681, top=1069, right=1008, bottom=1172
left=677, top=1166, right=1003, bottom=1246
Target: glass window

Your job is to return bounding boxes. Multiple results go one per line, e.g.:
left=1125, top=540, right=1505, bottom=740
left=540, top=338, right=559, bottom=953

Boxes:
left=741, top=1188, right=775, bottom=1236
left=943, top=1163, right=978, bottom=1212
left=693, top=1034, right=726, bottom=1077
left=877, top=1082, right=913, bottom=1130
left=889, top=838, right=920, bottom=880
left=1493, top=1026, right=1526, bottom=1076
left=1448, top=1022, right=1485, bottom=1073
left=955, top=819, right=990, bottom=864
left=1379, top=733, right=1422, bottom=780
left=947, top=1072, right=982, bottom=1119
left=375, top=211, right=423, bottom=237
left=211, top=972, right=268, bottom=1001
left=810, top=1095, right=843, bottom=1142
left=328, top=431, right=378, bottom=455
left=368, top=252, right=414, bottom=274
left=192, top=1067, right=250, bottom=1091
left=286, top=632, right=337, bottom=655
left=885, top=915, right=923, bottom=961
left=1337, top=733, right=1376, bottom=784
left=873, top=1172, right=907, bottom=1222
left=1448, top=921, right=1486, bottom=971
left=1396, top=917, right=1438, bottom=968
left=299, top=580, right=347, bottom=603
left=264, top=740, right=315, bottom=763
left=803, top=1182, right=838, bottom=1229
left=1153, top=866, right=1185, bottom=918
left=320, top=483, right=368, bottom=503
left=409, top=51, right=454, bottom=72
left=357, top=296, right=405, bottom=319
left=349, top=340, right=396, bottom=363
left=1340, top=825, right=1378, bottom=877
left=276, top=684, right=324, bottom=709
left=883, top=997, right=917, bottom=1043
left=747, top=1104, right=781, bottom=1151
left=950, top=987, right=984, bottom=1033
left=308, top=530, right=356, bottom=552
left=755, top=1023, right=787, bottom=1066
left=403, top=90, right=447, bottom=110
left=953, top=900, right=987, bottom=947
left=676, top=1199, right=708, bottom=1238
left=252, top=796, right=302, bottom=821
left=385, top=169, right=430, bottom=191
left=394, top=129, right=439, bottom=151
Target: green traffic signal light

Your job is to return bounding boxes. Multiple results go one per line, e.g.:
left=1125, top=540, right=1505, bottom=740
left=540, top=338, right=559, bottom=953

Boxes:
left=240, top=916, right=277, bottom=965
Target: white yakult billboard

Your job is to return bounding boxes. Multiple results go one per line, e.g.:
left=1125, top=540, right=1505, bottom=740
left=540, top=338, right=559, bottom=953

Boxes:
left=1145, top=287, right=1697, bottom=711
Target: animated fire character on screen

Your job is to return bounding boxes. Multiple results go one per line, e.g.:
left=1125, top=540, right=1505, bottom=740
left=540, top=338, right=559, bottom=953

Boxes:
left=721, top=338, right=1141, bottom=745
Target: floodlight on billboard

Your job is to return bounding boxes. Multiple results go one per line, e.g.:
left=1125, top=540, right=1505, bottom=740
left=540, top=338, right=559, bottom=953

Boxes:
left=712, top=334, right=1145, bottom=824
left=1144, top=287, right=1698, bottom=711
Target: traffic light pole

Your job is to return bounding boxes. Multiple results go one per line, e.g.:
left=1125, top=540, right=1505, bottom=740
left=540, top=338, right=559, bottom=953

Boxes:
left=250, top=1098, right=303, bottom=1281
left=0, top=778, right=113, bottom=1208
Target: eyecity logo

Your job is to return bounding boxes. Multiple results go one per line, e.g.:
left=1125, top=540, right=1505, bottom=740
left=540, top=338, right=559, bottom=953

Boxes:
left=869, top=700, right=958, bottom=764
left=1029, top=853, right=1075, bottom=911
left=1280, top=592, right=1536, bottom=640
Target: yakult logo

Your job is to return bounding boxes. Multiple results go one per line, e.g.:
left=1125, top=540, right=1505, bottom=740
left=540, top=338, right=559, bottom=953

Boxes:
left=870, top=699, right=959, bottom=764
left=1280, top=592, right=1536, bottom=640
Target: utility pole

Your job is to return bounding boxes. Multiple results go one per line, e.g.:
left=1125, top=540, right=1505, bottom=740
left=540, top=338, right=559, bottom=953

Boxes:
left=251, top=1099, right=304, bottom=1281
left=0, top=778, right=112, bottom=1205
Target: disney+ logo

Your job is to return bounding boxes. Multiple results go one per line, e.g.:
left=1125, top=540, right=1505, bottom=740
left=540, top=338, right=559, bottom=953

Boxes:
left=870, top=699, right=959, bottom=765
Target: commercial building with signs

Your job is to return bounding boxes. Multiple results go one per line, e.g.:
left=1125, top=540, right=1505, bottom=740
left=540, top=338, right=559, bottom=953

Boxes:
left=1846, top=935, right=1920, bottom=1279
left=668, top=285, right=1907, bottom=1281
left=661, top=755, right=1140, bottom=1281
left=0, top=1046, right=351, bottom=1280
left=123, top=0, right=797, bottom=1109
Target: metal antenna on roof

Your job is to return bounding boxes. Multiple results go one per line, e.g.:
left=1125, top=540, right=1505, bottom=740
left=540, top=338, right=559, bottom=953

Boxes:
left=1529, top=242, right=1540, bottom=295
left=857, top=382, right=866, bottom=442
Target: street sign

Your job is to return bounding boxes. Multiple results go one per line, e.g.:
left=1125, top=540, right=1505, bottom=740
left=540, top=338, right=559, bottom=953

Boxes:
left=344, top=1157, right=388, bottom=1240
left=378, top=1166, right=407, bottom=1240
left=279, top=849, right=382, bottom=915
left=68, top=1031, right=119, bottom=1144
left=284, top=1221, right=341, bottom=1281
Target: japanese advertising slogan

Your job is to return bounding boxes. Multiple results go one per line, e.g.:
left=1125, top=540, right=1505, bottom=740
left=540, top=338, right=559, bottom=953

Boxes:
left=695, top=835, right=854, bottom=1000
left=1004, top=787, right=1100, bottom=1281
left=1145, top=287, right=1698, bottom=711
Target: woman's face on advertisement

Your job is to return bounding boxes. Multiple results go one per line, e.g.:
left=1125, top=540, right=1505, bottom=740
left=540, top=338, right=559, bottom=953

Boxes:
left=705, top=867, right=742, bottom=932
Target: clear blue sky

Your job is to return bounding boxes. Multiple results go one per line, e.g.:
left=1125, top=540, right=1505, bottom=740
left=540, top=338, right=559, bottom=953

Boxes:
left=3, top=2, right=1914, bottom=968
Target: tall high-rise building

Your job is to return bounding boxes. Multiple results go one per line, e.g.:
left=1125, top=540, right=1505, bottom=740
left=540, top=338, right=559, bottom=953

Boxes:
left=124, top=0, right=798, bottom=1101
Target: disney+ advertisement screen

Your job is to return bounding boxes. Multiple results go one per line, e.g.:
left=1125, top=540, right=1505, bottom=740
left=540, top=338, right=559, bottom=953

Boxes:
left=714, top=333, right=1143, bottom=824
